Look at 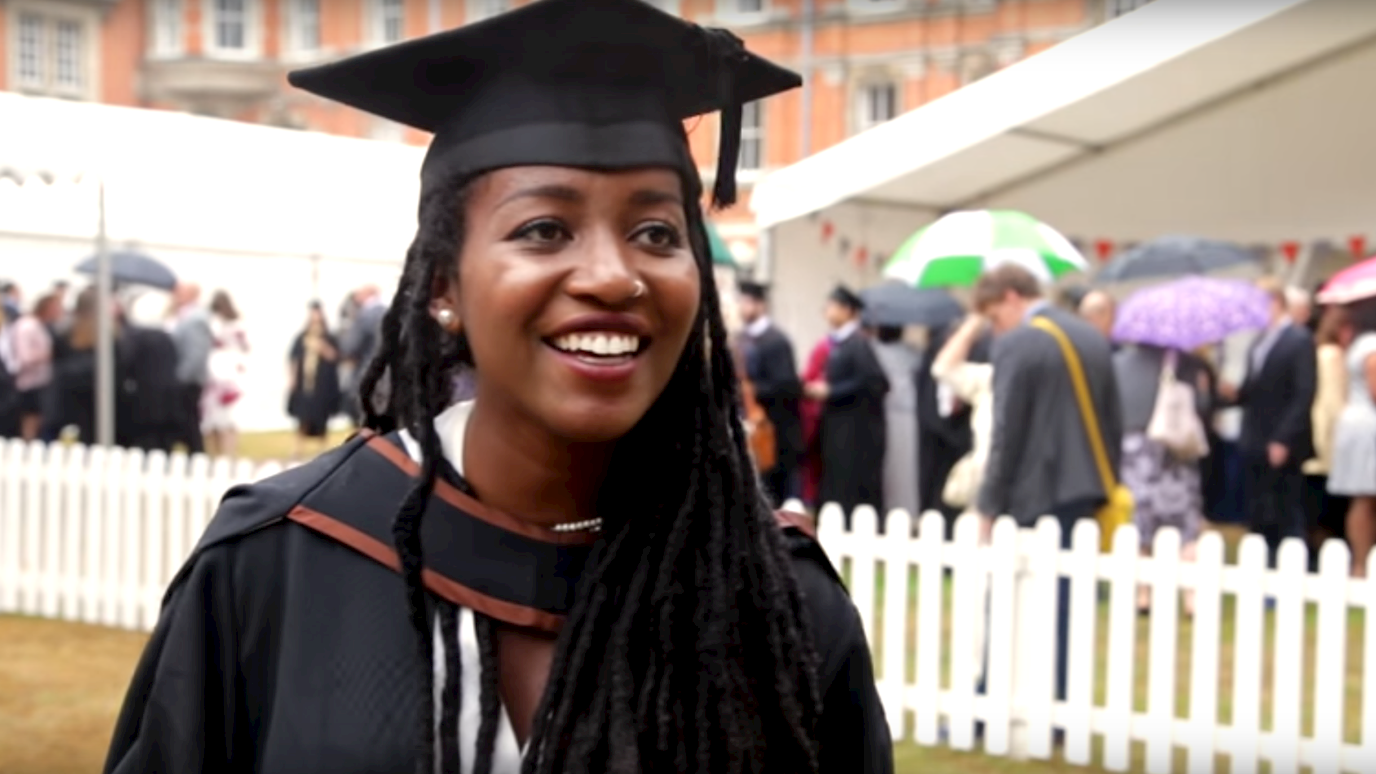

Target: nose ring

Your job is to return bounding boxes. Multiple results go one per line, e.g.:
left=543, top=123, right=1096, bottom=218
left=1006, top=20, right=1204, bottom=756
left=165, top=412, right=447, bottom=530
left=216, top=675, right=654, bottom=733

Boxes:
left=632, top=280, right=646, bottom=299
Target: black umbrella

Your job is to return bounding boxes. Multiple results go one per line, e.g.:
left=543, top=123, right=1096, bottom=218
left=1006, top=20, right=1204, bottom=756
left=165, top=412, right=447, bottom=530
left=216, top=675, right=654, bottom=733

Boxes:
left=1095, top=235, right=1260, bottom=284
left=860, top=281, right=963, bottom=328
left=73, top=250, right=177, bottom=291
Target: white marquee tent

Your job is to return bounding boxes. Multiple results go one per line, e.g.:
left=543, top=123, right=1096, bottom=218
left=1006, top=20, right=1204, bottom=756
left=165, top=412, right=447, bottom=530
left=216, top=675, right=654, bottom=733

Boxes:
left=749, top=0, right=1376, bottom=353
left=0, top=92, right=426, bottom=432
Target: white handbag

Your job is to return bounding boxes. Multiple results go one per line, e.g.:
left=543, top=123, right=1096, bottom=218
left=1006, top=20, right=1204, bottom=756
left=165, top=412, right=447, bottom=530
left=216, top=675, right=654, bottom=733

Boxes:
left=1145, top=350, right=1209, bottom=461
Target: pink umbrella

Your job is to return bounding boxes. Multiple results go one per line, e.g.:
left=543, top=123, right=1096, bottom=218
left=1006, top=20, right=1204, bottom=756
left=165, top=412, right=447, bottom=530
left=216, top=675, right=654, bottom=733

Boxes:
left=1318, top=255, right=1376, bottom=305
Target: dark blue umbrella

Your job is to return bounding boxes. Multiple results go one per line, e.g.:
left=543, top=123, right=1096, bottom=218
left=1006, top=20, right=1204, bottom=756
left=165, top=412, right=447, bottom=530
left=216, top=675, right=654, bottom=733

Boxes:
left=1095, top=235, right=1260, bottom=284
left=860, top=281, right=963, bottom=328
left=73, top=250, right=177, bottom=291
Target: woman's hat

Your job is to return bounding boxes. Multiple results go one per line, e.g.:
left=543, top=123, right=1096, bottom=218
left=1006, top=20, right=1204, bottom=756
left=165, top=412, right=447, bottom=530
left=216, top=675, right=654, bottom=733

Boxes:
left=286, top=0, right=800, bottom=208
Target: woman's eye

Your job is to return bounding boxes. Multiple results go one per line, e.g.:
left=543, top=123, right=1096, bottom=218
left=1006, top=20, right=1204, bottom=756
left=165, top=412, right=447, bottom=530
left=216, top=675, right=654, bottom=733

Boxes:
left=513, top=220, right=570, bottom=244
left=634, top=224, right=682, bottom=250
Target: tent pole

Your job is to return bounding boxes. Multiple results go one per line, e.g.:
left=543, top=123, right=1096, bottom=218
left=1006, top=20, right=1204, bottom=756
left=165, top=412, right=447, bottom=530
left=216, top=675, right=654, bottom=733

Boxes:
left=95, top=178, right=114, bottom=448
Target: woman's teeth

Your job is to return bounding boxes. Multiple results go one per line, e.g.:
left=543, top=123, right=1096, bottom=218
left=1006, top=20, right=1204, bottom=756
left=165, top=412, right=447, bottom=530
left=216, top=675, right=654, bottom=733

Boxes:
left=550, top=332, right=643, bottom=357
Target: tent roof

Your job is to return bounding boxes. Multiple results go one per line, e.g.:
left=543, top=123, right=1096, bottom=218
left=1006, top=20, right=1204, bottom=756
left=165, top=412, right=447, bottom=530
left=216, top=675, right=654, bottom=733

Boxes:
left=750, top=0, right=1376, bottom=241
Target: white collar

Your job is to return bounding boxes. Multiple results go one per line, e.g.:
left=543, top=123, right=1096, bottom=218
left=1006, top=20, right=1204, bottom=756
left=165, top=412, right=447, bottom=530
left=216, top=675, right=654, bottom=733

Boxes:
left=833, top=319, right=861, bottom=341
left=398, top=399, right=474, bottom=472
left=745, top=316, right=770, bottom=337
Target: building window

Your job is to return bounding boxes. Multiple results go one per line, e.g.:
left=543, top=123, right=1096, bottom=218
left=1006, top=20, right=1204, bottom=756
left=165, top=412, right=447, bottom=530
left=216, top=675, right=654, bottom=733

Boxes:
left=212, top=0, right=248, bottom=49
left=54, top=20, right=83, bottom=90
left=16, top=14, right=44, bottom=88
left=370, top=0, right=405, bottom=44
left=855, top=81, right=897, bottom=133
left=467, top=0, right=510, bottom=22
left=719, top=0, right=766, bottom=15
left=10, top=6, right=96, bottom=99
left=737, top=101, right=763, bottom=173
left=284, top=0, right=320, bottom=53
left=203, top=0, right=260, bottom=56
left=149, top=0, right=183, bottom=57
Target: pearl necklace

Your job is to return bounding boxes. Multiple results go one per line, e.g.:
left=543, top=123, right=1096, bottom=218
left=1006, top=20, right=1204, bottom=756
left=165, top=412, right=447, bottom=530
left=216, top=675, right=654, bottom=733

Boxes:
left=551, top=517, right=603, bottom=533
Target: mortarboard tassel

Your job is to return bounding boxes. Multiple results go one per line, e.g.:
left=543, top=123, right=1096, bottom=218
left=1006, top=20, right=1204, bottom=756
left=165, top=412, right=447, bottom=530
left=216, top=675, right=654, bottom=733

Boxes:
left=704, top=28, right=748, bottom=210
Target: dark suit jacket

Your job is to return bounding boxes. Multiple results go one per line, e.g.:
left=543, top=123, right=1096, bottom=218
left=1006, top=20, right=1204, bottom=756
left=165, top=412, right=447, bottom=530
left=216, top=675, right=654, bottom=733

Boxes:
left=978, top=306, right=1123, bottom=524
left=743, top=325, right=804, bottom=471
left=1235, top=324, right=1316, bottom=463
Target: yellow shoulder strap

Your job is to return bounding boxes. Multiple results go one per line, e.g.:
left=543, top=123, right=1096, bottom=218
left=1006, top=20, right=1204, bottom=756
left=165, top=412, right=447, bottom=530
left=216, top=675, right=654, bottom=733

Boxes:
left=1029, top=316, right=1117, bottom=491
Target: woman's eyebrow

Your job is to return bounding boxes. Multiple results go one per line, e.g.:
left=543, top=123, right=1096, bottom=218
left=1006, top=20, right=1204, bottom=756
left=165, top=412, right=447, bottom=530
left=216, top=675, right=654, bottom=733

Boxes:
left=497, top=184, right=582, bottom=209
left=629, top=189, right=682, bottom=207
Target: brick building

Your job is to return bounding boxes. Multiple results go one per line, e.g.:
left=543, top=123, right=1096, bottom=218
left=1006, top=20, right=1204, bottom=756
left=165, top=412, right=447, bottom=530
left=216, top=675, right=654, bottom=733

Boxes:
left=0, top=0, right=1149, bottom=264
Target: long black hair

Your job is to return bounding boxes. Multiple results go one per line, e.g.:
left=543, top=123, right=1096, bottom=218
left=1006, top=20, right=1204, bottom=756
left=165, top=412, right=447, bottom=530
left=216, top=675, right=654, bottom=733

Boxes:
left=357, top=163, right=825, bottom=774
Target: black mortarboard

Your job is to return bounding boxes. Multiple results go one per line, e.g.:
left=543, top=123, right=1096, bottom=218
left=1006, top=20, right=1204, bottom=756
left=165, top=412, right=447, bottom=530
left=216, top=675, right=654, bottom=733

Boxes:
left=737, top=281, right=768, bottom=301
left=829, top=284, right=864, bottom=311
left=286, top=0, right=800, bottom=209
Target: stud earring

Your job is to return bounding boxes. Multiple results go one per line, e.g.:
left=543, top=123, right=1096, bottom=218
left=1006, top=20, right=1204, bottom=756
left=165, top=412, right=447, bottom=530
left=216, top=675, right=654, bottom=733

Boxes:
left=436, top=308, right=455, bottom=329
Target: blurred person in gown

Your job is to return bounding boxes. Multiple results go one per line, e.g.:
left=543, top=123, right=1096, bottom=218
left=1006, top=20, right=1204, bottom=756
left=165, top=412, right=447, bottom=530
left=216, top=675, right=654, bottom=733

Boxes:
left=1327, top=299, right=1376, bottom=577
left=1304, top=304, right=1349, bottom=562
left=287, top=302, right=343, bottom=462
left=735, top=281, right=804, bottom=507
left=872, top=326, right=922, bottom=518
left=806, top=285, right=889, bottom=527
left=798, top=335, right=831, bottom=510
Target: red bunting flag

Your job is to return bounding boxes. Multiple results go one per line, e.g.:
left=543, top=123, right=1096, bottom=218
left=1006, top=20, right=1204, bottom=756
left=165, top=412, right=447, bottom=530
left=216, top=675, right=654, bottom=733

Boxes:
left=821, top=220, right=835, bottom=243
left=1094, top=239, right=1114, bottom=262
left=1350, top=235, right=1368, bottom=260
left=854, top=247, right=869, bottom=268
left=1280, top=241, right=1301, bottom=263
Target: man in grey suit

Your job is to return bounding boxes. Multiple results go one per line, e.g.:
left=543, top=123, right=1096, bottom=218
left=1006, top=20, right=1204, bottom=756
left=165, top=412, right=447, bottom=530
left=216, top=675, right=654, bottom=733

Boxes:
left=973, top=264, right=1122, bottom=705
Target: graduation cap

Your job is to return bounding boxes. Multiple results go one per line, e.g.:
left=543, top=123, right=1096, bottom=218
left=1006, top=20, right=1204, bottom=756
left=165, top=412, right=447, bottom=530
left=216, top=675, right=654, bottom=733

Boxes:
left=737, top=280, right=768, bottom=301
left=286, top=0, right=800, bottom=209
left=828, top=284, right=864, bottom=311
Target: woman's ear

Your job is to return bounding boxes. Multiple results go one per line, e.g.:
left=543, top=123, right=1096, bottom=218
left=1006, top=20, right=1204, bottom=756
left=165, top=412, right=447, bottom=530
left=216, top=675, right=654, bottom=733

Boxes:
left=430, top=273, right=462, bottom=334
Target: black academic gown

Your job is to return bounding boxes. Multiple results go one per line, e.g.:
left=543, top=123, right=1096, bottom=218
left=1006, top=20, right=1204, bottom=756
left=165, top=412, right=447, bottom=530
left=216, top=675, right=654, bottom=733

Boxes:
left=102, top=431, right=893, bottom=774
left=819, top=332, right=889, bottom=522
left=743, top=325, right=805, bottom=500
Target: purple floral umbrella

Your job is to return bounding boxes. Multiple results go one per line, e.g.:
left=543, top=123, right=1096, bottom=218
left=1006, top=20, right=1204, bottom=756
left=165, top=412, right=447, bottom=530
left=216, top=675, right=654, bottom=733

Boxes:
left=1112, top=276, right=1270, bottom=351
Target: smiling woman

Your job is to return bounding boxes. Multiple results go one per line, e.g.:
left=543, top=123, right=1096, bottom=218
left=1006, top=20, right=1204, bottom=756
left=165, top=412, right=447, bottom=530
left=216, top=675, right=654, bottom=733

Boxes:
left=99, top=2, right=892, bottom=774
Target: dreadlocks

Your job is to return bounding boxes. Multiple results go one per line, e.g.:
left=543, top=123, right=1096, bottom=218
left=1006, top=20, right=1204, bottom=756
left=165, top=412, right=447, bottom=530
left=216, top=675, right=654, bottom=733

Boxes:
left=358, top=166, right=825, bottom=774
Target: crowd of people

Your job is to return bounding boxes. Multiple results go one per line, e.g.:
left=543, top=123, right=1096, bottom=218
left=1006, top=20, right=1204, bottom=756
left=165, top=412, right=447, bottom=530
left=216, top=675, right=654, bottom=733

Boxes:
left=732, top=267, right=1370, bottom=587
left=0, top=277, right=390, bottom=461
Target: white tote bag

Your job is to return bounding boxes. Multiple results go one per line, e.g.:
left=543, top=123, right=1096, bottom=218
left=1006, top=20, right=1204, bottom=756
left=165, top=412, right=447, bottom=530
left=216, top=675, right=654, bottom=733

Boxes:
left=1145, top=350, right=1209, bottom=461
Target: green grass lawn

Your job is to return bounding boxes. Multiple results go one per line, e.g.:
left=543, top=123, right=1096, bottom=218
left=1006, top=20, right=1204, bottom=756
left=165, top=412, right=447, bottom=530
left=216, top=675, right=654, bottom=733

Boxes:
left=235, top=428, right=352, bottom=464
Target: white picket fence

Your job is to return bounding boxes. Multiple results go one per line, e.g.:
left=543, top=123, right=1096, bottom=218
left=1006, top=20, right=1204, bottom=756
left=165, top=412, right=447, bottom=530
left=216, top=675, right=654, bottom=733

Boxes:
left=0, top=438, right=1372, bottom=773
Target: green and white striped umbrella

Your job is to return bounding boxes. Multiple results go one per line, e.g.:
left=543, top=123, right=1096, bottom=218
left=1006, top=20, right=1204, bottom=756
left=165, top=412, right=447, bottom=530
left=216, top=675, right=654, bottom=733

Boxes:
left=882, top=210, right=1088, bottom=288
